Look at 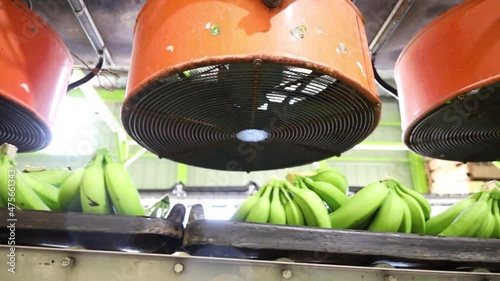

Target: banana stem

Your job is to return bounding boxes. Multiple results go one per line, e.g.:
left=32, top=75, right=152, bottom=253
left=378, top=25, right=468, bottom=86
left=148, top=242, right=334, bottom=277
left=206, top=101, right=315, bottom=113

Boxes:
left=481, top=180, right=498, bottom=192
left=285, top=171, right=298, bottom=184
left=87, top=149, right=105, bottom=167
left=0, top=143, right=17, bottom=160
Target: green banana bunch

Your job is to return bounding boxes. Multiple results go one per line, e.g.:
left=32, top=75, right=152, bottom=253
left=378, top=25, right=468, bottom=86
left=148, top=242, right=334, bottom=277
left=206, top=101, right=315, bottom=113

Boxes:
left=230, top=186, right=268, bottom=221
left=0, top=153, right=50, bottom=211
left=268, top=182, right=286, bottom=225
left=103, top=152, right=146, bottom=216
left=367, top=187, right=405, bottom=233
left=308, top=168, right=349, bottom=195
left=493, top=200, right=500, bottom=239
left=329, top=181, right=389, bottom=229
left=146, top=194, right=170, bottom=218
left=80, top=149, right=113, bottom=214
left=425, top=192, right=481, bottom=235
left=392, top=184, right=426, bottom=234
left=392, top=179, right=431, bottom=220
left=475, top=197, right=496, bottom=238
left=439, top=191, right=491, bottom=238
left=58, top=168, right=85, bottom=212
left=297, top=175, right=348, bottom=212
left=22, top=174, right=60, bottom=210
left=22, top=168, right=71, bottom=187
left=397, top=194, right=413, bottom=234
left=429, top=180, right=500, bottom=239
left=279, top=185, right=305, bottom=226
left=291, top=166, right=349, bottom=195
left=245, top=183, right=273, bottom=223
left=10, top=170, right=51, bottom=211
left=283, top=180, right=331, bottom=228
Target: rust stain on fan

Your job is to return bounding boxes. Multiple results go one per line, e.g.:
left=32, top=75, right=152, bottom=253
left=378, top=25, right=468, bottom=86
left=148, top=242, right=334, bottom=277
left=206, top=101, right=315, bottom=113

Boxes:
left=122, top=0, right=381, bottom=172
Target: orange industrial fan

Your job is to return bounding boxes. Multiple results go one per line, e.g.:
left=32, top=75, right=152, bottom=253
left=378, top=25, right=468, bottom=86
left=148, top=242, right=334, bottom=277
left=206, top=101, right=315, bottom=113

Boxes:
left=123, top=0, right=381, bottom=172
left=395, top=0, right=500, bottom=162
left=0, top=0, right=73, bottom=152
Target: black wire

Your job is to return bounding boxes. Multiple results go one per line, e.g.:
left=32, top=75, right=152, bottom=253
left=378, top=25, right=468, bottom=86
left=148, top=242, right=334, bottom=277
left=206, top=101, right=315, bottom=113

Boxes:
left=26, top=0, right=33, bottom=10
left=67, top=55, right=104, bottom=91
left=372, top=57, right=399, bottom=100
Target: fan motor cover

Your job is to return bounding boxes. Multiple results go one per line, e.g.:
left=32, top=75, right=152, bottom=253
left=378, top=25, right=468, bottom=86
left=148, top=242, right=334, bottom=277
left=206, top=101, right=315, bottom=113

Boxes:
left=124, top=0, right=381, bottom=171
left=395, top=0, right=500, bottom=162
left=0, top=0, right=73, bottom=152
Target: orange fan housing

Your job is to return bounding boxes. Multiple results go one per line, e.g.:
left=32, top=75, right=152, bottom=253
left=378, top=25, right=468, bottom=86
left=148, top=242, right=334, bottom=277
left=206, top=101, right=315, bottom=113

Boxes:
left=123, top=0, right=381, bottom=171
left=0, top=0, right=73, bottom=152
left=395, top=0, right=500, bottom=162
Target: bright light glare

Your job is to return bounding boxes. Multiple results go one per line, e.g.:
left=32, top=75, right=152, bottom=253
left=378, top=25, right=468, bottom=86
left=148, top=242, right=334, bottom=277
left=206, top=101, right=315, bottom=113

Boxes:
left=40, top=96, right=102, bottom=155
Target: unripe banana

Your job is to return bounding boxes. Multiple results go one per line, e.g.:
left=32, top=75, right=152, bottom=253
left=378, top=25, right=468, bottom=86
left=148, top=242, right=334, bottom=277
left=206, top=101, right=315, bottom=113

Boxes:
left=245, top=184, right=273, bottom=223
left=268, top=184, right=286, bottom=225
left=309, top=170, right=349, bottom=195
left=425, top=192, right=481, bottom=235
left=329, top=182, right=389, bottom=229
left=487, top=180, right=500, bottom=200
left=230, top=186, right=267, bottom=221
left=394, top=187, right=426, bottom=234
left=279, top=185, right=305, bottom=226
left=23, top=168, right=71, bottom=187
left=103, top=153, right=146, bottom=216
left=13, top=170, right=51, bottom=211
left=367, top=189, right=405, bottom=233
left=350, top=211, right=376, bottom=230
left=476, top=197, right=495, bottom=238
left=284, top=181, right=331, bottom=228
left=493, top=200, right=500, bottom=239
left=0, top=149, right=49, bottom=211
left=22, top=174, right=60, bottom=210
left=315, top=166, right=347, bottom=181
left=80, top=150, right=113, bottom=214
left=58, top=168, right=85, bottom=212
left=393, top=179, right=431, bottom=220
left=398, top=195, right=412, bottom=233
left=301, top=176, right=348, bottom=212
left=439, top=192, right=491, bottom=238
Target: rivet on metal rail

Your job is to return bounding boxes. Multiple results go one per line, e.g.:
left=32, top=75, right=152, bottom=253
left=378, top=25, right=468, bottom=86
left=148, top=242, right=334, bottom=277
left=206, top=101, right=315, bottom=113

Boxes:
left=384, top=275, right=397, bottom=281
left=173, top=263, right=184, bottom=274
left=281, top=269, right=292, bottom=279
left=61, top=257, right=75, bottom=267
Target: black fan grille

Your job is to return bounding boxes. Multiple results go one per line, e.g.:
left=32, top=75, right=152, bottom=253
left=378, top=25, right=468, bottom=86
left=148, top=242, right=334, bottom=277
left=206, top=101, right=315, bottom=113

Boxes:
left=0, top=94, right=51, bottom=152
left=122, top=61, right=380, bottom=172
left=407, top=82, right=500, bottom=162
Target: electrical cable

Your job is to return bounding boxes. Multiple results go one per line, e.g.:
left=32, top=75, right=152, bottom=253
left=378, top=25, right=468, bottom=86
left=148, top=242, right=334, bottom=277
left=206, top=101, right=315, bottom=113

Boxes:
left=372, top=57, right=399, bottom=100
left=67, top=55, right=104, bottom=91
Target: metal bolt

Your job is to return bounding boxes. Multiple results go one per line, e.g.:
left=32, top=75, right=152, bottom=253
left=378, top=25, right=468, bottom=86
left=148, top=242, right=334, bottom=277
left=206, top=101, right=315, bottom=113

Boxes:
left=337, top=43, right=347, bottom=54
left=253, top=59, right=263, bottom=68
left=61, top=257, right=74, bottom=267
left=282, top=269, right=292, bottom=279
left=384, top=275, right=397, bottom=281
left=173, top=263, right=184, bottom=273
